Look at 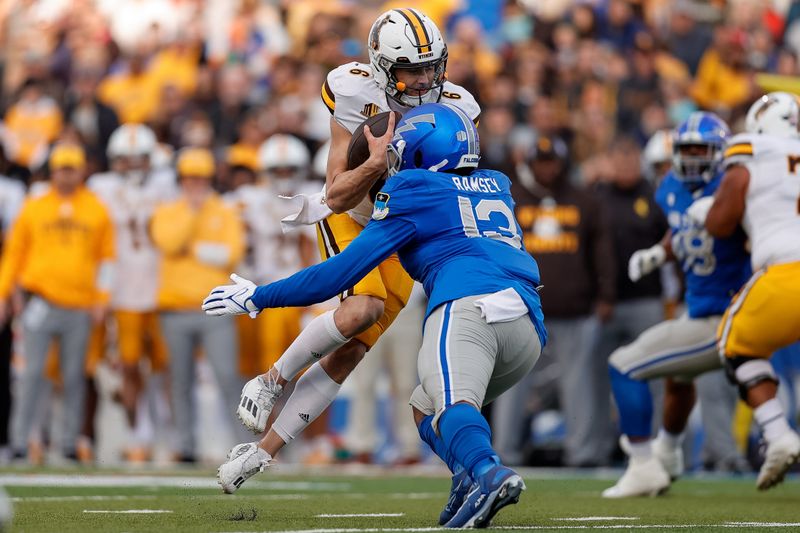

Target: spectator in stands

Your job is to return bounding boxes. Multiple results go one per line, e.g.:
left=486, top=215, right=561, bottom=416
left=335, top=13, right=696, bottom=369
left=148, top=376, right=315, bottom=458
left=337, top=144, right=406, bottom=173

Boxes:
left=617, top=34, right=662, bottom=136
left=665, top=1, right=713, bottom=76
left=97, top=46, right=161, bottom=124
left=4, top=78, right=63, bottom=173
left=208, top=64, right=252, bottom=147
left=691, top=26, right=758, bottom=120
left=64, top=62, right=119, bottom=172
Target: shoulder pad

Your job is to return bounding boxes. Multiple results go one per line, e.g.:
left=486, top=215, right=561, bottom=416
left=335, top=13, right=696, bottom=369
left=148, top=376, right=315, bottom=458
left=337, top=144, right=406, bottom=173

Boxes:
left=323, top=62, right=380, bottom=117
left=324, top=63, right=386, bottom=133
left=440, top=82, right=481, bottom=122
left=326, top=62, right=375, bottom=97
left=722, top=133, right=755, bottom=168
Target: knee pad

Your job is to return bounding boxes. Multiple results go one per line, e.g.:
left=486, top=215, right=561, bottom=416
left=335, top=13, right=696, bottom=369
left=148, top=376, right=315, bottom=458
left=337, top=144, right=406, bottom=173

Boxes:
left=724, top=356, right=778, bottom=401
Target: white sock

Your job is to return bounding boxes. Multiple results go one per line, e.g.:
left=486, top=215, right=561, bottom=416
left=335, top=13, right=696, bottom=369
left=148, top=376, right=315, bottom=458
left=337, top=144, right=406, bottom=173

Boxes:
left=657, top=428, right=684, bottom=449
left=627, top=439, right=653, bottom=460
left=273, top=310, right=349, bottom=381
left=272, top=362, right=341, bottom=443
left=754, top=398, right=791, bottom=444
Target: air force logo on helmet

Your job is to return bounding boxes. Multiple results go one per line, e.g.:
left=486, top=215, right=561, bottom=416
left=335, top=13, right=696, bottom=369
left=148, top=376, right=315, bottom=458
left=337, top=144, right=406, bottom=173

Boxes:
left=386, top=103, right=480, bottom=178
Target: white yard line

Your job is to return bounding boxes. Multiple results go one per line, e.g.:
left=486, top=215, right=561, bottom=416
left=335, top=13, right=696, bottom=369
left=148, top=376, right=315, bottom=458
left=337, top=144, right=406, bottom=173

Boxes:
left=82, top=509, right=173, bottom=514
left=388, top=493, right=442, bottom=500
left=0, top=474, right=348, bottom=491
left=221, top=524, right=800, bottom=533
left=316, top=514, right=405, bottom=518
left=13, top=495, right=158, bottom=503
left=12, top=493, right=309, bottom=503
left=553, top=517, right=639, bottom=522
left=724, top=523, right=800, bottom=528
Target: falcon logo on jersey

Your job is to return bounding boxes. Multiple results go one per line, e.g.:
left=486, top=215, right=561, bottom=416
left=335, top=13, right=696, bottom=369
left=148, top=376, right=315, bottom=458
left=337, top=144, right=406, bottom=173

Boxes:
left=361, top=103, right=380, bottom=118
left=372, top=192, right=390, bottom=220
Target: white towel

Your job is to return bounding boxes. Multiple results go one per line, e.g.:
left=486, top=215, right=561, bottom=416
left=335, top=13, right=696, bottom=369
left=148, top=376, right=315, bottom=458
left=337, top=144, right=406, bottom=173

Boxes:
left=474, top=288, right=529, bottom=323
left=280, top=190, right=332, bottom=234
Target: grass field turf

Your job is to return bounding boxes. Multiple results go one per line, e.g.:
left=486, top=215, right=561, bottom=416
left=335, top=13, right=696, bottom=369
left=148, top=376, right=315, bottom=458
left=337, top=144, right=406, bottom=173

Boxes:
left=2, top=470, right=799, bottom=532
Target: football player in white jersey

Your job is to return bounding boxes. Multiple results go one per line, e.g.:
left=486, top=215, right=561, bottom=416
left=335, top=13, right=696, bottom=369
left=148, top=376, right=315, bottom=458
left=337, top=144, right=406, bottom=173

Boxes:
left=690, top=92, right=800, bottom=490
left=87, top=124, right=177, bottom=462
left=216, top=8, right=480, bottom=494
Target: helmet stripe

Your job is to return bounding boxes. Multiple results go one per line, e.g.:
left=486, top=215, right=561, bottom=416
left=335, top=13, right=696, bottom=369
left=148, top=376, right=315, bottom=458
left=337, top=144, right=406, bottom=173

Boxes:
left=406, top=9, right=431, bottom=48
left=449, top=104, right=477, bottom=158
left=394, top=8, right=431, bottom=54
left=687, top=112, right=702, bottom=134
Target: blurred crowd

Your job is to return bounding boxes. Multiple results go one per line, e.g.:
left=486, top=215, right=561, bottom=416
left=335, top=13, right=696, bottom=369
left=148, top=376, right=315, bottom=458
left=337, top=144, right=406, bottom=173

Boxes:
left=0, top=0, right=799, bottom=469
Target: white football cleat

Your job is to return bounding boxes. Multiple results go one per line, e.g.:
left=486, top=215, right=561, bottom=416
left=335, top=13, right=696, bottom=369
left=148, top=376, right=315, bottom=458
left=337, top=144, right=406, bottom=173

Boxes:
left=602, top=456, right=671, bottom=498
left=238, top=372, right=283, bottom=433
left=218, top=442, right=272, bottom=494
left=652, top=434, right=684, bottom=480
left=756, top=430, right=800, bottom=491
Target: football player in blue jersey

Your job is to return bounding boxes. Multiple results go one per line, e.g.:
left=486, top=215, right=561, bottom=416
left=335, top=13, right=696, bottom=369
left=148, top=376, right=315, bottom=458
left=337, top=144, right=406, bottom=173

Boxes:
left=602, top=112, right=753, bottom=498
left=203, top=103, right=546, bottom=528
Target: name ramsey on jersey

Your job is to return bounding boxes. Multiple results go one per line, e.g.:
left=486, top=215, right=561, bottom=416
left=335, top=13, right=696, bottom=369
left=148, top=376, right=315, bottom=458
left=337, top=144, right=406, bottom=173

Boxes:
left=321, top=61, right=481, bottom=226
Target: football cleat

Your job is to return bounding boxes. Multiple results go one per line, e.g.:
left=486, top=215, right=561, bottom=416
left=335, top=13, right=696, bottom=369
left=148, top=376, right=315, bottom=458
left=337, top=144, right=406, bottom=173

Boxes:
left=444, top=465, right=525, bottom=529
left=602, top=455, right=671, bottom=498
left=238, top=372, right=283, bottom=433
left=439, top=469, right=474, bottom=525
left=652, top=434, right=684, bottom=481
left=756, top=430, right=800, bottom=491
left=218, top=442, right=272, bottom=494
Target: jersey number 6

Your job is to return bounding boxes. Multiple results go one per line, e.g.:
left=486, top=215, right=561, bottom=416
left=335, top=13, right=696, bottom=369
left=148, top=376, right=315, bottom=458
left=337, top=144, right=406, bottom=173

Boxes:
left=458, top=196, right=522, bottom=249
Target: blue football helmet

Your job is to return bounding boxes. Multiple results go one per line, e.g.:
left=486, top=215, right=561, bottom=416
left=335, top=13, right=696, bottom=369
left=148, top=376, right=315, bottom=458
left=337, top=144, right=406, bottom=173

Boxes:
left=386, top=103, right=480, bottom=177
left=672, top=111, right=730, bottom=184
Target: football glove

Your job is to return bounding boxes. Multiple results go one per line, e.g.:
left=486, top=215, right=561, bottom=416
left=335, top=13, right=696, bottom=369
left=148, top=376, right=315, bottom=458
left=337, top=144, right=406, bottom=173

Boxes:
left=202, top=273, right=260, bottom=318
left=628, top=244, right=667, bottom=282
left=686, top=196, right=714, bottom=227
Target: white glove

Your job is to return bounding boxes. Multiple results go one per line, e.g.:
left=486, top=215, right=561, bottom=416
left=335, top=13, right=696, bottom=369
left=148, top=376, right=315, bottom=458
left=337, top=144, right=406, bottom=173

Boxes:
left=628, top=244, right=667, bottom=282
left=687, top=196, right=714, bottom=227
left=202, top=273, right=260, bottom=318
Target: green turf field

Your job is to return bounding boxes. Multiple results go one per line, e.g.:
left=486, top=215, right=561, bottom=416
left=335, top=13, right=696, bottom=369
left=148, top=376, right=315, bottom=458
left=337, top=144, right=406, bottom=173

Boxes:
left=2, top=469, right=799, bottom=532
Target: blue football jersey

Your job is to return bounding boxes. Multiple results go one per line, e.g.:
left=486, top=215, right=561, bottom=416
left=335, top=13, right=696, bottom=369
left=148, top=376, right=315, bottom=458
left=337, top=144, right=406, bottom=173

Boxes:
left=251, top=168, right=547, bottom=346
left=655, top=171, right=751, bottom=318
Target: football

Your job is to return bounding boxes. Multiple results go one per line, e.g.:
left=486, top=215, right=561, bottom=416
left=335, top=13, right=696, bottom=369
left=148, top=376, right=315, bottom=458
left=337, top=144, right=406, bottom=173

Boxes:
left=346, top=111, right=402, bottom=171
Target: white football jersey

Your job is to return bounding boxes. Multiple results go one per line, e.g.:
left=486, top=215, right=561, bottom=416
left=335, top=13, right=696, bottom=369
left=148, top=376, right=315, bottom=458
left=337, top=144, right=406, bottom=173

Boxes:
left=322, top=61, right=481, bottom=226
left=87, top=169, right=178, bottom=311
left=224, top=182, right=319, bottom=284
left=723, top=133, right=800, bottom=270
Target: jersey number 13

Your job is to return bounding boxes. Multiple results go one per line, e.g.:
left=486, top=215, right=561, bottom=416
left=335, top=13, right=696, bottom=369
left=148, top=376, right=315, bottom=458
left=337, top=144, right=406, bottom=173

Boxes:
left=458, top=196, right=522, bottom=249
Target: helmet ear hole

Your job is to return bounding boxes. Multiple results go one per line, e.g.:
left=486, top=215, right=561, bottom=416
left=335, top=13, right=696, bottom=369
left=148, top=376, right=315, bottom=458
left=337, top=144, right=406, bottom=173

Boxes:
left=414, top=149, right=423, bottom=167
